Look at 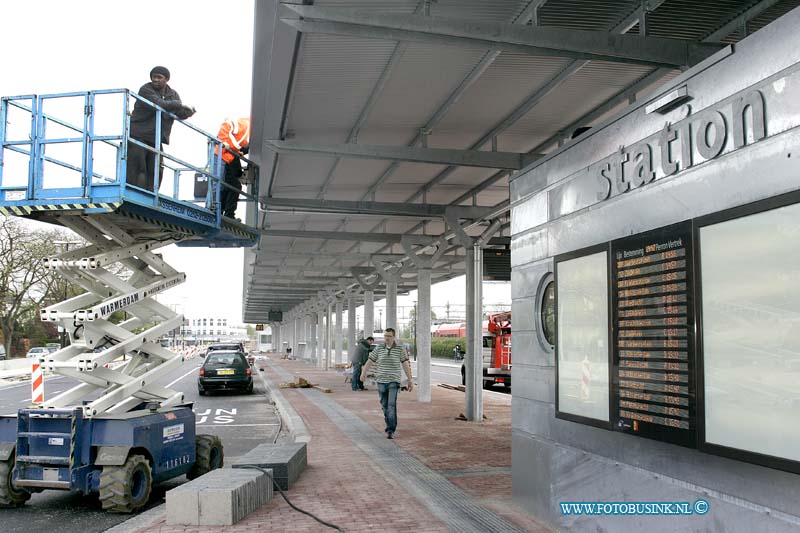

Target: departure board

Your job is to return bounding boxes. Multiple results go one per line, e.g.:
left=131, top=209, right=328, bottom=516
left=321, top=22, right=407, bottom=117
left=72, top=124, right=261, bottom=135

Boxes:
left=611, top=222, right=696, bottom=447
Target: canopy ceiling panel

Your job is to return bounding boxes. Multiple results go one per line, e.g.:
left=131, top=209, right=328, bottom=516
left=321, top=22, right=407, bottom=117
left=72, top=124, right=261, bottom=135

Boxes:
left=245, top=0, right=800, bottom=321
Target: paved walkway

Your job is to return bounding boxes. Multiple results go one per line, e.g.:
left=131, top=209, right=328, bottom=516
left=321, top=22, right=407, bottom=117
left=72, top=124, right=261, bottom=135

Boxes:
left=140, top=355, right=550, bottom=533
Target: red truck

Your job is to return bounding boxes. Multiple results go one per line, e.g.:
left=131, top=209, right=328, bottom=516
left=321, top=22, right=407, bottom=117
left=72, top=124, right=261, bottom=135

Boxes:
left=460, top=311, right=512, bottom=390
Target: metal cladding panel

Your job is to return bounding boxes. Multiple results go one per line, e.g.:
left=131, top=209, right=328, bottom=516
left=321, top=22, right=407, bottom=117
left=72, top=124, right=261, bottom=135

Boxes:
left=362, top=44, right=488, bottom=132
left=325, top=158, right=397, bottom=189
left=271, top=153, right=338, bottom=197
left=743, top=0, right=800, bottom=37
left=426, top=0, right=539, bottom=23
left=315, top=0, right=419, bottom=13
left=433, top=165, right=495, bottom=187
left=288, top=34, right=399, bottom=134
left=643, top=0, right=800, bottom=41
left=512, top=7, right=800, bottom=207
left=477, top=188, right=512, bottom=209
left=503, top=62, right=657, bottom=139
left=433, top=54, right=573, bottom=141
left=355, top=127, right=417, bottom=146
left=538, top=0, right=641, bottom=31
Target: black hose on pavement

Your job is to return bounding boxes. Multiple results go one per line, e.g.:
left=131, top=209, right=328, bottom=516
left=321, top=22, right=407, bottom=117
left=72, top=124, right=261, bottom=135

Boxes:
left=238, top=465, right=345, bottom=533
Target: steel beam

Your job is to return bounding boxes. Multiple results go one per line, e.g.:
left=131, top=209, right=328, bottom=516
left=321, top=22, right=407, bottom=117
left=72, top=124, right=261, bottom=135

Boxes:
left=260, top=228, right=507, bottom=246
left=704, top=0, right=784, bottom=42
left=282, top=6, right=721, bottom=68
left=262, top=197, right=494, bottom=218
left=265, top=140, right=531, bottom=169
left=259, top=228, right=437, bottom=244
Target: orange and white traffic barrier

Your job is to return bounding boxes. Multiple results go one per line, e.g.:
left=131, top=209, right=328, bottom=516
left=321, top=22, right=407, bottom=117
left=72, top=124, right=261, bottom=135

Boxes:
left=32, top=362, right=44, bottom=404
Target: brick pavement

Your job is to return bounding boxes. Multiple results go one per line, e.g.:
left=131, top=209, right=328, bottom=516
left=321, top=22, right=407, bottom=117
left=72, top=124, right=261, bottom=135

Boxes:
left=139, top=356, right=551, bottom=533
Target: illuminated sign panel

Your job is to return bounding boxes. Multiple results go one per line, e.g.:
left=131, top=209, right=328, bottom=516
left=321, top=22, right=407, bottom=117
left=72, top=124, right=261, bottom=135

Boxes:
left=611, top=222, right=697, bottom=447
left=555, top=248, right=611, bottom=427
left=698, top=198, right=800, bottom=473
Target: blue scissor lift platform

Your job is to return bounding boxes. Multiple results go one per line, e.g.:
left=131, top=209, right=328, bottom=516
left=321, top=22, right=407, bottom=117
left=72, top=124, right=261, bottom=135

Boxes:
left=0, top=89, right=259, bottom=246
left=0, top=89, right=253, bottom=511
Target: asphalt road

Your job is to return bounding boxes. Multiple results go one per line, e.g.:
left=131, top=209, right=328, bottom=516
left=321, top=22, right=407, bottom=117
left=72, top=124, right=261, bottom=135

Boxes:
left=429, top=358, right=511, bottom=395
left=0, top=356, right=280, bottom=533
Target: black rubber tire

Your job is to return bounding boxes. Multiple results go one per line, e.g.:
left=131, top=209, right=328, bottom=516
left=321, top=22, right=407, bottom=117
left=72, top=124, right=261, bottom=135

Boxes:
left=186, top=435, right=224, bottom=480
left=483, top=380, right=493, bottom=390
left=0, top=452, right=31, bottom=508
left=246, top=381, right=254, bottom=394
left=98, top=454, right=152, bottom=513
left=198, top=388, right=206, bottom=396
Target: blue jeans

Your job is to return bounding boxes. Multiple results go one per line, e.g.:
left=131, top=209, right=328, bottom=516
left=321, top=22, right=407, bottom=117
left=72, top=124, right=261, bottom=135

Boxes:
left=377, top=382, right=400, bottom=433
left=351, top=361, right=363, bottom=391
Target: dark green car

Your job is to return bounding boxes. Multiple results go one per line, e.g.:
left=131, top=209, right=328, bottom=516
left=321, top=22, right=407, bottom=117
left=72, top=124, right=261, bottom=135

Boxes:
left=198, top=350, right=253, bottom=395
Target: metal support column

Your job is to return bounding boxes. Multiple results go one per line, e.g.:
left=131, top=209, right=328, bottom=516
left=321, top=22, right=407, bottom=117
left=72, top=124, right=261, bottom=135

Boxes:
left=417, top=268, right=432, bottom=402
left=347, top=296, right=357, bottom=361
left=309, top=314, right=317, bottom=363
left=325, top=301, right=333, bottom=371
left=445, top=209, right=502, bottom=421
left=401, top=236, right=446, bottom=404
left=465, top=244, right=483, bottom=422
left=335, top=299, right=343, bottom=364
left=386, top=280, right=397, bottom=330
left=288, top=316, right=304, bottom=357
left=317, top=311, right=324, bottom=368
left=364, top=289, right=374, bottom=337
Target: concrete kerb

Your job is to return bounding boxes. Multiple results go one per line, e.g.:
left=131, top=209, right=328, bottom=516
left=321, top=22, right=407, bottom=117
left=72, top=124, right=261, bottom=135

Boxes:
left=258, top=360, right=311, bottom=444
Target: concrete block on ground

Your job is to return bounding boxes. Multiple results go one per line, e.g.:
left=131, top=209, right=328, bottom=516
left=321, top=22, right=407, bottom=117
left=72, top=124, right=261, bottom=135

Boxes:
left=233, top=442, right=307, bottom=490
left=166, top=468, right=273, bottom=526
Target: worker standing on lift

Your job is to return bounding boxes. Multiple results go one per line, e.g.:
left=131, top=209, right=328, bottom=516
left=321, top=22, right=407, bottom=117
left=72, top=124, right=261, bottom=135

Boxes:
left=127, top=66, right=195, bottom=191
left=215, top=118, right=250, bottom=220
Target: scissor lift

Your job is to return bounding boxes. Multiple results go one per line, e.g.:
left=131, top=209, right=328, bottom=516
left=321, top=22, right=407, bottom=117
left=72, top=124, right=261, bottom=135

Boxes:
left=0, top=89, right=259, bottom=511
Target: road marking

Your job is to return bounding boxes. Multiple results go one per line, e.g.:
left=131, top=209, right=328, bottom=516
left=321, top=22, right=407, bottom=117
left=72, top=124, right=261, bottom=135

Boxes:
left=0, top=376, right=72, bottom=391
left=196, top=423, right=280, bottom=427
left=197, top=408, right=237, bottom=424
left=166, top=365, right=200, bottom=388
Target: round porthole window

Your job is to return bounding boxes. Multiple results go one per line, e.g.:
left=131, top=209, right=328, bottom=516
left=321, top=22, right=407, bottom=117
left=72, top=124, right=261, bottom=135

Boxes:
left=537, top=273, right=555, bottom=350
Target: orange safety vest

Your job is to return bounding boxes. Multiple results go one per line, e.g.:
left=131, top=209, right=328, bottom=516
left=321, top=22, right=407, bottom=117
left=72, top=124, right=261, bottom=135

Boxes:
left=215, top=118, right=250, bottom=164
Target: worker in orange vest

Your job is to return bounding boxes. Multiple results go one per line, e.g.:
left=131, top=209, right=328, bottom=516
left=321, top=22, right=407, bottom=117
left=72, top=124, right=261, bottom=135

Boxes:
left=215, top=118, right=250, bottom=219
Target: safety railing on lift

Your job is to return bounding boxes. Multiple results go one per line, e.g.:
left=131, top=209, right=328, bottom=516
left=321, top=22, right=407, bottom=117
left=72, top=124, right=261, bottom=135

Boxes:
left=0, top=89, right=258, bottom=228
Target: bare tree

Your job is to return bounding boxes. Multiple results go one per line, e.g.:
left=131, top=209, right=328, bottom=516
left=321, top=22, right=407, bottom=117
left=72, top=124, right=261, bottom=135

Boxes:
left=0, top=218, right=68, bottom=356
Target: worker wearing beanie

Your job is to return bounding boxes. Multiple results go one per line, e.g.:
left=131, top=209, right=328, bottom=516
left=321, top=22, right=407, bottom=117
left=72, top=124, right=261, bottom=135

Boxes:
left=126, top=66, right=196, bottom=191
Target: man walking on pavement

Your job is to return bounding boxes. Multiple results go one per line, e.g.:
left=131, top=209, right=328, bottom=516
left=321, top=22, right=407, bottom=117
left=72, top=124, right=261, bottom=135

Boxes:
left=360, top=328, right=413, bottom=439
left=351, top=336, right=373, bottom=391
left=215, top=117, right=250, bottom=220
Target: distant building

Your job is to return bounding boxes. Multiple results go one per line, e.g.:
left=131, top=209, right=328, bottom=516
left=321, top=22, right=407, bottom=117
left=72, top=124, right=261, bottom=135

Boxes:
left=179, top=316, right=248, bottom=345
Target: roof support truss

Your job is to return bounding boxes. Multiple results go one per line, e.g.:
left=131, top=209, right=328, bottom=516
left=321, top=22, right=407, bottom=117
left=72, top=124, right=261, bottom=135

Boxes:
left=282, top=5, right=721, bottom=68
left=265, top=140, right=533, bottom=169
left=262, top=197, right=493, bottom=218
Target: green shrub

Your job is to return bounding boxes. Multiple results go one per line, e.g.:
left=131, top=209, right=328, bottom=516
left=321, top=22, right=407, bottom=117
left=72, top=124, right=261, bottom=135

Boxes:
left=430, top=337, right=466, bottom=359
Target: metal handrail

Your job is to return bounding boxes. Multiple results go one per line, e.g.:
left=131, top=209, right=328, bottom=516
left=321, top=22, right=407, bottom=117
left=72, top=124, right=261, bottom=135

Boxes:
left=0, top=89, right=259, bottom=225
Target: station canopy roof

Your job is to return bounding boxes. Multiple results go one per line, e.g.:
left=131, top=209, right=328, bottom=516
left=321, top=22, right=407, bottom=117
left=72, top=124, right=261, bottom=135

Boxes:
left=244, top=0, right=800, bottom=323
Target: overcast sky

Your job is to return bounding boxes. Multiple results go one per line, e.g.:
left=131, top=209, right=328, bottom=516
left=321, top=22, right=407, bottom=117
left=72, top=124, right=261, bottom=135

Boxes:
left=0, top=0, right=509, bottom=327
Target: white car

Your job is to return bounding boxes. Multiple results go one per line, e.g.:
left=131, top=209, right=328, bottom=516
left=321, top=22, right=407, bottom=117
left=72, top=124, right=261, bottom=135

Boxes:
left=26, top=347, right=49, bottom=359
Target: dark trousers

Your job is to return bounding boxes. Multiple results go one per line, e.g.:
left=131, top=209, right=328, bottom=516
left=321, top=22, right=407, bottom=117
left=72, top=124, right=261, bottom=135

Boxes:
left=220, top=158, right=243, bottom=218
left=351, top=361, right=364, bottom=391
left=126, top=137, right=163, bottom=192
left=377, top=382, right=400, bottom=433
